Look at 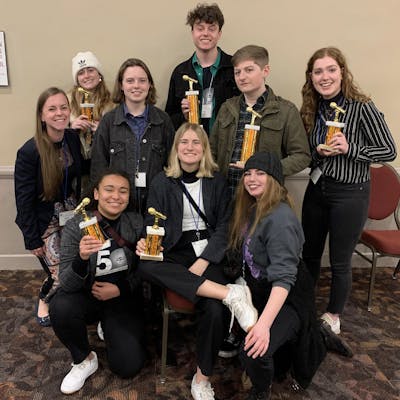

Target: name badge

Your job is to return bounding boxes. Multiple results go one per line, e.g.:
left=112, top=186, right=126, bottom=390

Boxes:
left=310, top=167, right=322, bottom=184
left=192, top=239, right=208, bottom=257
left=201, top=88, right=214, bottom=118
left=135, top=172, right=146, bottom=188
left=59, top=210, right=75, bottom=226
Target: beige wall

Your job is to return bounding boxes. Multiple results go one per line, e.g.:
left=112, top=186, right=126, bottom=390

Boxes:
left=0, top=0, right=399, bottom=267
left=0, top=0, right=399, bottom=166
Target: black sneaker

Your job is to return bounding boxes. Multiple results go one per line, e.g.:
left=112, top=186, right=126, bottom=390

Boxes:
left=218, top=332, right=241, bottom=358
left=319, top=320, right=353, bottom=358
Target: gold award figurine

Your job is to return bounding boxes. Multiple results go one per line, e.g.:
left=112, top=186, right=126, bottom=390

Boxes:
left=74, top=197, right=110, bottom=248
left=140, top=207, right=167, bottom=261
left=182, top=75, right=200, bottom=124
left=77, top=87, right=95, bottom=159
left=317, top=102, right=346, bottom=153
left=236, top=107, right=262, bottom=167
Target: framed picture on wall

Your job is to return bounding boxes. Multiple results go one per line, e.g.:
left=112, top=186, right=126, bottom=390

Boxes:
left=0, top=32, right=9, bottom=86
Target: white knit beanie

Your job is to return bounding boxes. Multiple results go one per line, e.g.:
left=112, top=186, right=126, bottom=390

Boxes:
left=72, top=51, right=103, bottom=84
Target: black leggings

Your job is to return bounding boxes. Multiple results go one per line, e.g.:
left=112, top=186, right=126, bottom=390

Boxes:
left=49, top=289, right=146, bottom=378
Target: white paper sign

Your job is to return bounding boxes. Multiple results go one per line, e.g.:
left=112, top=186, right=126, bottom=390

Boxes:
left=0, top=32, right=9, bottom=86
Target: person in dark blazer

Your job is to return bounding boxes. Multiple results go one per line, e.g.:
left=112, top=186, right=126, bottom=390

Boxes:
left=14, top=87, right=82, bottom=326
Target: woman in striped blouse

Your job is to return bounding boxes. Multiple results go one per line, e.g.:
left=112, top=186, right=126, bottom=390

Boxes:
left=300, top=47, right=396, bottom=335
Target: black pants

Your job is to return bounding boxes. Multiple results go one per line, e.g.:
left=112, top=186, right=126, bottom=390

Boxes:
left=302, top=177, right=370, bottom=313
left=49, top=289, right=146, bottom=378
left=239, top=273, right=300, bottom=392
left=138, top=244, right=230, bottom=376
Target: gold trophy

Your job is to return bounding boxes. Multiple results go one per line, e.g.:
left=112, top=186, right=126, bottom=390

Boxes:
left=236, top=107, right=262, bottom=166
left=74, top=197, right=110, bottom=248
left=77, top=87, right=95, bottom=159
left=182, top=75, right=200, bottom=124
left=140, top=207, right=167, bottom=261
left=317, top=102, right=346, bottom=153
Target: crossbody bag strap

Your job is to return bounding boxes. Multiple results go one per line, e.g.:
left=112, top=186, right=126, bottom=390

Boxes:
left=175, top=179, right=211, bottom=228
left=93, top=211, right=136, bottom=251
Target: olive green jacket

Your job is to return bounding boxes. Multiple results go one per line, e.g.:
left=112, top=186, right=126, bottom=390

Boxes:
left=209, top=87, right=311, bottom=177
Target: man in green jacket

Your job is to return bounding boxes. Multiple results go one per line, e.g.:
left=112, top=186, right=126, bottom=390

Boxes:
left=210, top=45, right=311, bottom=197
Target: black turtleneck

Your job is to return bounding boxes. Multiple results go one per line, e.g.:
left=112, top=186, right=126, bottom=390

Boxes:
left=181, top=169, right=199, bottom=184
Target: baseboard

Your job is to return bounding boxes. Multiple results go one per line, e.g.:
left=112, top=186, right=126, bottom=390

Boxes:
left=0, top=255, right=41, bottom=270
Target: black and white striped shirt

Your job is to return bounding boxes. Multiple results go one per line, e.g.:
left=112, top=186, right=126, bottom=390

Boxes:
left=310, top=99, right=397, bottom=183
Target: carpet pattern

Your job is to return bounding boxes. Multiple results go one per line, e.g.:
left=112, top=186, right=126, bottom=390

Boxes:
left=0, top=267, right=399, bottom=399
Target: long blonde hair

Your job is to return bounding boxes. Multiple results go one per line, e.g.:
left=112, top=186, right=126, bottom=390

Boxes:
left=165, top=122, right=218, bottom=178
left=229, top=175, right=294, bottom=250
left=300, top=47, right=370, bottom=133
left=34, top=87, right=67, bottom=201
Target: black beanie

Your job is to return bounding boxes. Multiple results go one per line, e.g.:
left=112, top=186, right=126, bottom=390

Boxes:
left=243, top=152, right=284, bottom=186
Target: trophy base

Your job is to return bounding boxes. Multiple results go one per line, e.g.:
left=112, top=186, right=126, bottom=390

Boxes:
left=317, top=144, right=339, bottom=154
left=140, top=252, right=164, bottom=261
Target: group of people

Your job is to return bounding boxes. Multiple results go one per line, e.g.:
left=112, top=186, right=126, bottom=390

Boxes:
left=14, top=2, right=396, bottom=400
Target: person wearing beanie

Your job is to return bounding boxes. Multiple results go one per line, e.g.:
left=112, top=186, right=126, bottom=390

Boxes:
left=69, top=51, right=114, bottom=187
left=90, top=58, right=175, bottom=216
left=228, top=151, right=352, bottom=400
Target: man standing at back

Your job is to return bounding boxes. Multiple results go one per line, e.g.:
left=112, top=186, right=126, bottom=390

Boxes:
left=165, top=3, right=239, bottom=135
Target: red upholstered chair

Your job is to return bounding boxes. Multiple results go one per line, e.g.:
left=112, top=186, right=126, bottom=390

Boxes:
left=160, top=289, right=195, bottom=383
left=354, top=163, right=400, bottom=311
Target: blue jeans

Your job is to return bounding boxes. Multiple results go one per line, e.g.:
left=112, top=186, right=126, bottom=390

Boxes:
left=302, top=176, right=370, bottom=314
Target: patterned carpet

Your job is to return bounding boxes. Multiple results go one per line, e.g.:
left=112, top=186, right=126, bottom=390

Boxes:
left=0, top=267, right=399, bottom=400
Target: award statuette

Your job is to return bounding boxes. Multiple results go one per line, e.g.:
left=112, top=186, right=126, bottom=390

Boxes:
left=77, top=87, right=95, bottom=159
left=236, top=107, right=262, bottom=166
left=140, top=207, right=167, bottom=261
left=74, top=197, right=110, bottom=248
left=182, top=75, right=200, bottom=124
left=317, top=102, right=346, bottom=153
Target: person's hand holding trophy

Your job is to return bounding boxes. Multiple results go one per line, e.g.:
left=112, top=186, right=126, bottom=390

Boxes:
left=139, top=207, right=167, bottom=261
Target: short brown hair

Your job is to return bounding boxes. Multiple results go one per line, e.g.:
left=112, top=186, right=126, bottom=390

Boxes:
left=186, top=3, right=224, bottom=29
left=232, top=45, right=269, bottom=68
left=112, top=58, right=157, bottom=105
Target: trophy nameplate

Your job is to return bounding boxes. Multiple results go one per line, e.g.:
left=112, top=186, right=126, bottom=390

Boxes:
left=140, top=207, right=167, bottom=261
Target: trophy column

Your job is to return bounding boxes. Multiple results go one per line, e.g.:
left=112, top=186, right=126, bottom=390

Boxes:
left=182, top=75, right=199, bottom=124
left=140, top=208, right=167, bottom=261
left=77, top=87, right=95, bottom=159
left=74, top=197, right=110, bottom=248
left=318, top=102, right=346, bottom=153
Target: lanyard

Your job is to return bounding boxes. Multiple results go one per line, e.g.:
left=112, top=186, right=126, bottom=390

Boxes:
left=61, top=139, right=69, bottom=203
left=182, top=179, right=203, bottom=240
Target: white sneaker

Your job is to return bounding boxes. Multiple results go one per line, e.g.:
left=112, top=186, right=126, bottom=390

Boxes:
left=191, top=375, right=215, bottom=400
left=223, top=284, right=258, bottom=332
left=60, top=351, right=98, bottom=394
left=97, top=322, right=104, bottom=341
left=321, top=313, right=341, bottom=334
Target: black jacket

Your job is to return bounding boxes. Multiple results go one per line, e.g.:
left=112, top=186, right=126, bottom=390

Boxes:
left=165, top=49, right=239, bottom=133
left=14, top=130, right=82, bottom=250
left=144, top=171, right=231, bottom=264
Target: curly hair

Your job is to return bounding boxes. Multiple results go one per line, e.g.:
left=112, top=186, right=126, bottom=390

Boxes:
left=186, top=3, right=224, bottom=29
left=300, top=47, right=370, bottom=133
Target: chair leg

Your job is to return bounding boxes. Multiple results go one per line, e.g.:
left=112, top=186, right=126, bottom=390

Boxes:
left=367, top=250, right=378, bottom=312
left=392, top=260, right=400, bottom=280
left=160, top=304, right=169, bottom=384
